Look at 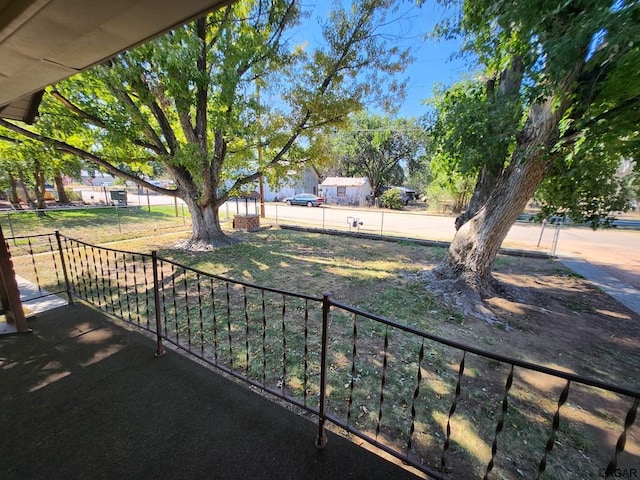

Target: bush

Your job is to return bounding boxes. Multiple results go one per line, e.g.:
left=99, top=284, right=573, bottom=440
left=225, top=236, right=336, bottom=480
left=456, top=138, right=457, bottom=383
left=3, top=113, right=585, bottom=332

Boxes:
left=380, top=188, right=404, bottom=210
left=65, top=189, right=83, bottom=202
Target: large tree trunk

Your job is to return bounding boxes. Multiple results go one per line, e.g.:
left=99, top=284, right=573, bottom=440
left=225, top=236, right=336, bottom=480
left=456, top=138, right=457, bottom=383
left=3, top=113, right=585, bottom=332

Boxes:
left=455, top=58, right=524, bottom=230
left=454, top=160, right=503, bottom=229
left=17, top=173, right=35, bottom=209
left=8, top=175, right=21, bottom=208
left=54, top=172, right=70, bottom=204
left=34, top=161, right=46, bottom=210
left=435, top=99, right=564, bottom=295
left=183, top=197, right=233, bottom=248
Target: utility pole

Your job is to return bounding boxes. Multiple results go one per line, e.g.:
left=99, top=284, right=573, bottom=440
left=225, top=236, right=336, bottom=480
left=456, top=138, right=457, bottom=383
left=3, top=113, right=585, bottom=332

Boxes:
left=257, top=84, right=265, bottom=218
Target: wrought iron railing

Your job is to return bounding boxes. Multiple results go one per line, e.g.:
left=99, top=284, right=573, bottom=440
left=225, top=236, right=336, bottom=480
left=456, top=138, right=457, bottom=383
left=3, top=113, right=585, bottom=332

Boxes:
left=7, top=231, right=639, bottom=479
left=4, top=232, right=68, bottom=304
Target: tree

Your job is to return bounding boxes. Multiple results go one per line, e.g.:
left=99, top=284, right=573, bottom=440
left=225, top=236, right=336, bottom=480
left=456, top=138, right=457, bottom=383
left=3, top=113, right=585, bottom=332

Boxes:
left=0, top=0, right=410, bottom=247
left=428, top=75, right=522, bottom=225
left=429, top=0, right=639, bottom=294
left=331, top=112, right=428, bottom=198
left=0, top=133, right=82, bottom=207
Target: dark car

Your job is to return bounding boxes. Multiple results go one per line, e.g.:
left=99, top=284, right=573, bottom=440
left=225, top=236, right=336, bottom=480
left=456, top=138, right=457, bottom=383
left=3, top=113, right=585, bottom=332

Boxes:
left=284, top=193, right=325, bottom=207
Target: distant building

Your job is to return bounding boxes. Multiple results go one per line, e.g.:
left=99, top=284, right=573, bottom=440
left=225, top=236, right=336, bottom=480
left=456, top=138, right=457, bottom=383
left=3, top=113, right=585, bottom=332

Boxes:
left=80, top=170, right=115, bottom=186
left=262, top=167, right=321, bottom=201
left=319, top=177, right=371, bottom=206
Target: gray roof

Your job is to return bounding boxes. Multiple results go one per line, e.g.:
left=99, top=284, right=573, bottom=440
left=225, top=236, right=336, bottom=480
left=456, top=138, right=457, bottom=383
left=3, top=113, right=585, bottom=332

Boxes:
left=319, top=177, right=369, bottom=187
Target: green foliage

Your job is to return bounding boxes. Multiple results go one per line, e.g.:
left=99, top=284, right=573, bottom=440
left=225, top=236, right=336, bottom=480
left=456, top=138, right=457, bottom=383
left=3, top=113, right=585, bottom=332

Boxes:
left=329, top=112, right=428, bottom=196
left=429, top=0, right=639, bottom=226
left=0, top=0, right=413, bottom=242
left=536, top=154, right=635, bottom=228
left=0, top=133, right=82, bottom=206
left=379, top=188, right=404, bottom=209
left=428, top=80, right=519, bottom=178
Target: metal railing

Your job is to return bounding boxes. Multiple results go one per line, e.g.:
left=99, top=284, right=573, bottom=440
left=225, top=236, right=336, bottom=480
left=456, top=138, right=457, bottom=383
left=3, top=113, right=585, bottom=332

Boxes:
left=5, top=232, right=68, bottom=304
left=7, top=231, right=639, bottom=479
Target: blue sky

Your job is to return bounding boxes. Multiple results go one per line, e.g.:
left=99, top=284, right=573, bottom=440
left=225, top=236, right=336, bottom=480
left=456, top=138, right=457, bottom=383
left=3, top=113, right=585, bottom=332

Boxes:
left=291, top=1, right=475, bottom=118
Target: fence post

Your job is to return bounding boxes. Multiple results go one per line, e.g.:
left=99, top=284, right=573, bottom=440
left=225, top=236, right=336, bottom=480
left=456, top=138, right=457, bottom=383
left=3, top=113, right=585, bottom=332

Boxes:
left=55, top=231, right=74, bottom=306
left=551, top=224, right=561, bottom=255
left=316, top=291, right=331, bottom=449
left=116, top=205, right=121, bottom=233
left=151, top=251, right=165, bottom=357
left=537, top=219, right=547, bottom=247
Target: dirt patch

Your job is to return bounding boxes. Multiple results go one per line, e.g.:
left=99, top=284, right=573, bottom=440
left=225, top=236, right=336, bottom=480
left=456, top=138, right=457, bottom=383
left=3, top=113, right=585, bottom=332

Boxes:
left=485, top=257, right=640, bottom=387
left=420, top=255, right=640, bottom=479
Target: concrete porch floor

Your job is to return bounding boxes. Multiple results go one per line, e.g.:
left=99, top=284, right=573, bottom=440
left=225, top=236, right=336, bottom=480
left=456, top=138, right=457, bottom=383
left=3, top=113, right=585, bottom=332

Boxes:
left=0, top=303, right=421, bottom=480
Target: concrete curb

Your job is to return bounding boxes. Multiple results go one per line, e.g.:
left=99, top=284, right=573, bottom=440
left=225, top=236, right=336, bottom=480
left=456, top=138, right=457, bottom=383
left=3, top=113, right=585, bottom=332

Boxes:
left=278, top=224, right=554, bottom=259
left=279, top=224, right=640, bottom=316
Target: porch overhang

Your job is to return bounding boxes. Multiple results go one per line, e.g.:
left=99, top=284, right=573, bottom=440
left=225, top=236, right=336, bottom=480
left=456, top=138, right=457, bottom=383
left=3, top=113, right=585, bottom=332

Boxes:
left=0, top=0, right=231, bottom=123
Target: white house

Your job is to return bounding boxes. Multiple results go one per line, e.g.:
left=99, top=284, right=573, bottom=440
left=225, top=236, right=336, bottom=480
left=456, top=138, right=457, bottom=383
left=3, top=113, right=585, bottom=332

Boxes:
left=318, top=177, right=371, bottom=206
left=262, top=167, right=320, bottom=201
left=80, top=169, right=116, bottom=186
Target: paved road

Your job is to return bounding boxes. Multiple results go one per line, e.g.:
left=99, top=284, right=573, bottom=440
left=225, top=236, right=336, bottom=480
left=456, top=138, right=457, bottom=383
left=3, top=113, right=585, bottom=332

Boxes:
left=266, top=203, right=640, bottom=291
left=69, top=189, right=640, bottom=292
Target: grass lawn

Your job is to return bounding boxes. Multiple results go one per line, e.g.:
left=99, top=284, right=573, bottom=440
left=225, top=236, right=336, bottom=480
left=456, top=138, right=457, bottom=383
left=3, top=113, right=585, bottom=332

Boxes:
left=96, top=227, right=640, bottom=480
left=6, top=209, right=640, bottom=480
left=0, top=204, right=196, bottom=244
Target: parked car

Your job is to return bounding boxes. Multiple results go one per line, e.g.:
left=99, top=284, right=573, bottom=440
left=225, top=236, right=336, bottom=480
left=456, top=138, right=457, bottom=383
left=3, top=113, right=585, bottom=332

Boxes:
left=284, top=193, right=325, bottom=207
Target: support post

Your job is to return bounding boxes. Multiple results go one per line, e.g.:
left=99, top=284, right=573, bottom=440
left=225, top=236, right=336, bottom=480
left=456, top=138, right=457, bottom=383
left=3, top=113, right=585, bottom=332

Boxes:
left=0, top=225, right=29, bottom=334
left=537, top=219, right=547, bottom=248
left=55, top=231, right=74, bottom=305
left=552, top=224, right=561, bottom=255
left=151, top=251, right=165, bottom=357
left=116, top=205, right=121, bottom=233
left=316, top=292, right=331, bottom=449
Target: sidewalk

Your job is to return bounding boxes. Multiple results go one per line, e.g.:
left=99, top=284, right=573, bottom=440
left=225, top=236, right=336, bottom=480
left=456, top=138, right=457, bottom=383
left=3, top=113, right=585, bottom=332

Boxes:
left=558, top=255, right=640, bottom=316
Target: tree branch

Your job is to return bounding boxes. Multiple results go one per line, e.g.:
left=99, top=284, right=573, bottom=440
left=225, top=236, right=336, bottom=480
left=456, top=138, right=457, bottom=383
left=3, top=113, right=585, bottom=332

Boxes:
left=50, top=89, right=166, bottom=155
left=0, top=119, right=178, bottom=196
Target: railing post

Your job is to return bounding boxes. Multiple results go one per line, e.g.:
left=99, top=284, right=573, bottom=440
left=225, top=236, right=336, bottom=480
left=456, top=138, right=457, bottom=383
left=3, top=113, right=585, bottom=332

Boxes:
left=55, top=231, right=74, bottom=305
left=151, top=251, right=165, bottom=357
left=316, top=291, right=331, bottom=449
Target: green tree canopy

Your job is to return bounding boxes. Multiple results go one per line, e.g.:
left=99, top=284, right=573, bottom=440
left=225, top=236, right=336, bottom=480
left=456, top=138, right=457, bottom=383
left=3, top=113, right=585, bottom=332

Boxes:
left=329, top=112, right=428, bottom=197
left=0, top=0, right=411, bottom=245
left=428, top=0, right=639, bottom=294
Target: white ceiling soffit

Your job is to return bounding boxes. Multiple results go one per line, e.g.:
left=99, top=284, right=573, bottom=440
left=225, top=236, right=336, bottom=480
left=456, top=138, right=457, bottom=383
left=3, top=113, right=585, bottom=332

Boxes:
left=0, top=0, right=231, bottom=123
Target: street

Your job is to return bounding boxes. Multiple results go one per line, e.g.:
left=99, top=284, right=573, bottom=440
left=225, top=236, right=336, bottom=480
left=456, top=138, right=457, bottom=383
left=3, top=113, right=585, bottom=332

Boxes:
left=71, top=187, right=640, bottom=291
left=265, top=202, right=640, bottom=290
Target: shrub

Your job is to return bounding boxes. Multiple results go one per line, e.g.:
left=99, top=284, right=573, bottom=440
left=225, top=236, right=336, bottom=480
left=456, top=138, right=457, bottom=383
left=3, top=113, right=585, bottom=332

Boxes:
left=380, top=188, right=404, bottom=210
